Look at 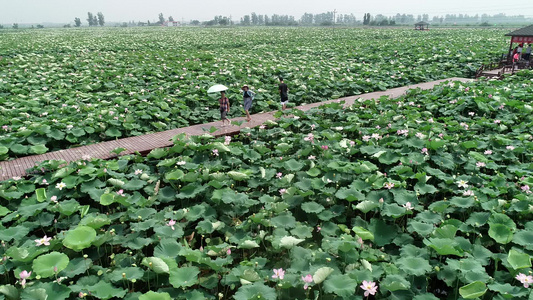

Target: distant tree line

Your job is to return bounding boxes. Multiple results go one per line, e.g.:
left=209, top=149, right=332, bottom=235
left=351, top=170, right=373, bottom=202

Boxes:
left=31, top=11, right=527, bottom=29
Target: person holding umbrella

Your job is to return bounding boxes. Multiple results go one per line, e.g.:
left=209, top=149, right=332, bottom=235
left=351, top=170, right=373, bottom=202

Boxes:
left=218, top=91, right=230, bottom=127
left=241, top=85, right=255, bottom=122
left=207, top=84, right=231, bottom=127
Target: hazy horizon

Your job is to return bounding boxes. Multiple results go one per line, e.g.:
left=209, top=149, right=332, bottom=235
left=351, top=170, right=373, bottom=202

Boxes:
left=1, top=0, right=532, bottom=24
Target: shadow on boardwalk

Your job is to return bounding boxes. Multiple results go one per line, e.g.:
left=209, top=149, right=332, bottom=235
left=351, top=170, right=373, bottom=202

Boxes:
left=0, top=77, right=471, bottom=181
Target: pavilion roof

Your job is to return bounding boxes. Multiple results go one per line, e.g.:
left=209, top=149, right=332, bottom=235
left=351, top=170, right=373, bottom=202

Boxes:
left=505, top=25, right=533, bottom=37
left=415, top=21, right=429, bottom=26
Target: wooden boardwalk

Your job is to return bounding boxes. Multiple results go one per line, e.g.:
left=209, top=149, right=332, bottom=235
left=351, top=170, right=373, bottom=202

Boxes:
left=0, top=77, right=471, bottom=181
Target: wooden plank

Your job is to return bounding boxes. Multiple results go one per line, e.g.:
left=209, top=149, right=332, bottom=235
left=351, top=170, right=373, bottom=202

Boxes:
left=0, top=78, right=472, bottom=181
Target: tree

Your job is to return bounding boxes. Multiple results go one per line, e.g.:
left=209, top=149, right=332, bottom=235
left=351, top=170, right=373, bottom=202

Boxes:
left=219, top=16, right=229, bottom=26
left=87, top=12, right=94, bottom=26
left=242, top=15, right=251, bottom=25
left=191, top=20, right=200, bottom=26
left=12, top=23, right=18, bottom=29
left=158, top=13, right=165, bottom=24
left=36, top=24, right=44, bottom=28
left=74, top=17, right=81, bottom=27
left=93, top=15, right=98, bottom=26
left=363, top=13, right=371, bottom=25
left=97, top=12, right=105, bottom=26
left=168, top=16, right=174, bottom=22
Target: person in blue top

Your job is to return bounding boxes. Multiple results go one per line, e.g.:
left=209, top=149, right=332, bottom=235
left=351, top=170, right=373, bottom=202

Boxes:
left=241, top=85, right=255, bottom=122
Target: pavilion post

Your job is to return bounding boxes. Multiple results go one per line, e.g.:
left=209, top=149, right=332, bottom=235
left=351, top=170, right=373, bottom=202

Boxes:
left=507, top=37, right=514, bottom=64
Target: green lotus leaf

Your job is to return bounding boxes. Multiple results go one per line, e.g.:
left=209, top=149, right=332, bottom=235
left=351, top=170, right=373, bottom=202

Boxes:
left=142, top=257, right=169, bottom=274
left=32, top=252, right=69, bottom=278
left=459, top=281, right=487, bottom=299
left=313, top=267, right=334, bottom=284
left=507, top=249, right=531, bottom=270
left=169, top=266, right=200, bottom=288
left=139, top=291, right=172, bottom=300
left=63, top=225, right=97, bottom=251
left=396, top=257, right=432, bottom=276
left=234, top=283, right=276, bottom=300
left=323, top=274, right=358, bottom=298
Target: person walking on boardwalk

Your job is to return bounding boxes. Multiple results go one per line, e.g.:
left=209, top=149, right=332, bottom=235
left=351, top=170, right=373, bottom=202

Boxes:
left=279, top=77, right=289, bottom=110
left=219, top=91, right=230, bottom=127
left=241, top=85, right=255, bottom=122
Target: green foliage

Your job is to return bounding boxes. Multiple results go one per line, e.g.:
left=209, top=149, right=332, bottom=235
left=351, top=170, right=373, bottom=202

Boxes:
left=0, top=28, right=532, bottom=299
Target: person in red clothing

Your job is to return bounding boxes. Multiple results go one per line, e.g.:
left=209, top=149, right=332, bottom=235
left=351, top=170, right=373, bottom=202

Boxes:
left=218, top=91, right=230, bottom=127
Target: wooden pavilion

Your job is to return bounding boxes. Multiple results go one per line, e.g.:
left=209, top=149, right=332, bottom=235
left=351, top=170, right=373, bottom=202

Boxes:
left=414, top=21, right=429, bottom=31
left=505, top=24, right=533, bottom=62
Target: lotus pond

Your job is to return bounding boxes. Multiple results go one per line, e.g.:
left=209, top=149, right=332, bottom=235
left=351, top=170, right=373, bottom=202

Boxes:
left=0, top=27, right=508, bottom=160
left=0, top=69, right=532, bottom=299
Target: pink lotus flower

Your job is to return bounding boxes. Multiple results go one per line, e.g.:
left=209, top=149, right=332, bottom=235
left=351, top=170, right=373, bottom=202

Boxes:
left=494, top=120, right=501, bottom=124
left=19, top=270, right=31, bottom=288
left=134, top=169, right=143, bottom=175
left=35, top=235, right=52, bottom=246
left=212, top=149, right=219, bottom=156
left=463, top=190, right=474, bottom=196
left=272, top=268, right=285, bottom=280
left=384, top=182, right=395, bottom=190
left=167, top=220, right=176, bottom=230
left=279, top=189, right=287, bottom=195
left=276, top=172, right=283, bottom=179
left=51, top=195, right=58, bottom=203
left=302, top=274, right=313, bottom=290
left=476, top=161, right=486, bottom=168
left=226, top=248, right=231, bottom=255
left=484, top=150, right=492, bottom=155
left=304, top=133, right=315, bottom=143
left=371, top=133, right=381, bottom=140
left=56, top=182, right=66, bottom=190
left=403, top=202, right=413, bottom=210
left=349, top=140, right=355, bottom=147
left=259, top=125, right=266, bottom=129
left=362, top=135, right=371, bottom=142
left=360, top=280, right=378, bottom=297
left=506, top=146, right=515, bottom=150
left=421, top=148, right=428, bottom=155
left=522, top=185, right=531, bottom=194
left=116, top=189, right=124, bottom=196
left=396, top=129, right=408, bottom=136
left=321, top=145, right=329, bottom=150
left=224, top=136, right=231, bottom=145
left=308, top=155, right=316, bottom=160
left=516, top=273, right=533, bottom=288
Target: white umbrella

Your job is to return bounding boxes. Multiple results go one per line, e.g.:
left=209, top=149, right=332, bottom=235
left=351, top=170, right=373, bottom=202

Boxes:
left=207, top=84, right=229, bottom=94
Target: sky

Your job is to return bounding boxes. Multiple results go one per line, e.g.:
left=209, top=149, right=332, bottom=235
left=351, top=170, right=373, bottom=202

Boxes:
left=1, top=0, right=532, bottom=24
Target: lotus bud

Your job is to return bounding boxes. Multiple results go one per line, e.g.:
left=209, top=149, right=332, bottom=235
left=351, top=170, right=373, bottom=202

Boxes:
left=83, top=254, right=88, bottom=259
left=435, top=266, right=440, bottom=272
left=122, top=273, right=126, bottom=278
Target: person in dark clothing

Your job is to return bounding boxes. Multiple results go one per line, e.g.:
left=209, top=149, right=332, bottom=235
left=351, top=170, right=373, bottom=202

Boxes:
left=241, top=85, right=255, bottom=122
left=218, top=91, right=230, bottom=127
left=278, top=77, right=289, bottom=110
